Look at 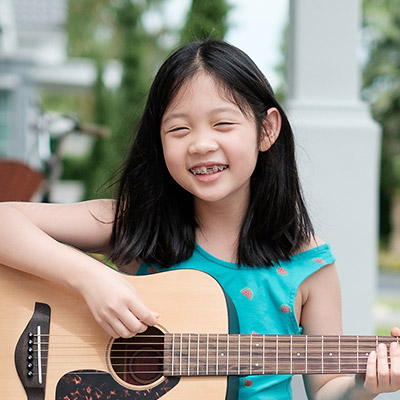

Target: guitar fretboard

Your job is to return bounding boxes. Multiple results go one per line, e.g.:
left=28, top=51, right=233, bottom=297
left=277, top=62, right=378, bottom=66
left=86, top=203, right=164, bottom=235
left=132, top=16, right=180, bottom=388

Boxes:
left=163, top=334, right=398, bottom=376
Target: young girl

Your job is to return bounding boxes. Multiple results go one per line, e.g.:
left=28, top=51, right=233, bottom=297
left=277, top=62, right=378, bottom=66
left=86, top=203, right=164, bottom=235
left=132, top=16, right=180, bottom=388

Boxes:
left=0, top=39, right=399, bottom=400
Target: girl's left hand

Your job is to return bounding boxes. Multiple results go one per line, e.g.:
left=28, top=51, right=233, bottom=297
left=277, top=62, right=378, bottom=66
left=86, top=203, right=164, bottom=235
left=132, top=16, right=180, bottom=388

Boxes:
left=356, top=327, right=400, bottom=395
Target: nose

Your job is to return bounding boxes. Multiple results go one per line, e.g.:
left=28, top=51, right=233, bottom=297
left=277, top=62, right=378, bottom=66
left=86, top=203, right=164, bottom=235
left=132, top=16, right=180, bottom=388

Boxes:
left=188, top=129, right=219, bottom=154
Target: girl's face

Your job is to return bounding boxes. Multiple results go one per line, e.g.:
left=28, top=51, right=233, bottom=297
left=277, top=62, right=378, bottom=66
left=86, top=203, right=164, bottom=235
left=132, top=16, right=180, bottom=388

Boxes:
left=160, top=72, right=272, bottom=208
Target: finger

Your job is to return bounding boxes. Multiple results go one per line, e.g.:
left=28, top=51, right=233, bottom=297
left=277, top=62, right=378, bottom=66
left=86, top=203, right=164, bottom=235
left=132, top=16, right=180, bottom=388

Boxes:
left=377, top=343, right=390, bottom=389
left=391, top=327, right=400, bottom=337
left=128, top=298, right=159, bottom=326
left=390, top=342, right=400, bottom=388
left=119, top=310, right=149, bottom=337
left=103, top=321, right=122, bottom=338
left=364, top=350, right=378, bottom=392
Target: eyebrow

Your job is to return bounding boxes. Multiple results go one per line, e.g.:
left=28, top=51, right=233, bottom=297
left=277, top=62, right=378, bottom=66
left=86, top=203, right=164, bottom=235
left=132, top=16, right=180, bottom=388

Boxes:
left=162, top=107, right=242, bottom=125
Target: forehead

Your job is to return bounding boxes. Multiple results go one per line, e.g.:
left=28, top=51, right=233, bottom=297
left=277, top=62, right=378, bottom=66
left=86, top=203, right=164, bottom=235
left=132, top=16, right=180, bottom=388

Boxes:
left=172, top=72, right=227, bottom=102
left=164, top=72, right=251, bottom=117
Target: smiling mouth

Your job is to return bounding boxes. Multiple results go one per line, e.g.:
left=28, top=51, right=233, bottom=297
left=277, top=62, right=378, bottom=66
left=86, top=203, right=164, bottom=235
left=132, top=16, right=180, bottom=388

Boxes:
left=190, top=165, right=228, bottom=175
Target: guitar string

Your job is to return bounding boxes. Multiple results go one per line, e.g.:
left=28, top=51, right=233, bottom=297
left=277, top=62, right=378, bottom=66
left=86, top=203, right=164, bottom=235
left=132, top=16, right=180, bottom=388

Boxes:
left=31, top=335, right=398, bottom=345
left=31, top=342, right=396, bottom=353
left=30, top=346, right=389, bottom=358
left=27, top=361, right=384, bottom=378
left=29, top=352, right=384, bottom=360
left=30, top=341, right=394, bottom=355
left=32, top=334, right=398, bottom=341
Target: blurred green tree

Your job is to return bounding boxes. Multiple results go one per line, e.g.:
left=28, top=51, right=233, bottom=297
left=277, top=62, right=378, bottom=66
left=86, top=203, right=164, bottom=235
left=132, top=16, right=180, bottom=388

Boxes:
left=363, top=0, right=400, bottom=250
left=65, top=0, right=169, bottom=198
left=180, top=0, right=231, bottom=43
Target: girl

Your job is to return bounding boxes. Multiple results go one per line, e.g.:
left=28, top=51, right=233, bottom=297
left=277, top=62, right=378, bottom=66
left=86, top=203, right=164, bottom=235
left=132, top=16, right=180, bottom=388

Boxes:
left=0, top=39, right=399, bottom=399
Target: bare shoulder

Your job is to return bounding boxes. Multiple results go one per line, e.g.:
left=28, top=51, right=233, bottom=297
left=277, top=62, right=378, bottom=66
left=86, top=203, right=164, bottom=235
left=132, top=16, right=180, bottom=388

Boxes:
left=297, top=235, right=326, bottom=254
left=297, top=235, right=341, bottom=331
left=299, top=235, right=342, bottom=335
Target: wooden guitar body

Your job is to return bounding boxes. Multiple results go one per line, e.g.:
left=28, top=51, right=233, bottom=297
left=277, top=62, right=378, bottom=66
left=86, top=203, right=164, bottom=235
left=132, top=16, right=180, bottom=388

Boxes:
left=0, top=264, right=236, bottom=399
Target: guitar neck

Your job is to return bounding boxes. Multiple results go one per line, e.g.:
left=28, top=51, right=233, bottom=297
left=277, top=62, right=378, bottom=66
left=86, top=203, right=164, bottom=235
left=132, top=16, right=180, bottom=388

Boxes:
left=164, top=334, right=399, bottom=376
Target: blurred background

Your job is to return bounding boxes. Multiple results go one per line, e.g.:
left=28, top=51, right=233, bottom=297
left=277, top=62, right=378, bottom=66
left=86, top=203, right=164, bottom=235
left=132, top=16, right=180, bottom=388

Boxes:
left=0, top=0, right=399, bottom=398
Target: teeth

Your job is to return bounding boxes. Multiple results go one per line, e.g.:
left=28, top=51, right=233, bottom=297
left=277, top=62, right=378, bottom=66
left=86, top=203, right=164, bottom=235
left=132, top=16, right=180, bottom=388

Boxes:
left=190, top=165, right=228, bottom=175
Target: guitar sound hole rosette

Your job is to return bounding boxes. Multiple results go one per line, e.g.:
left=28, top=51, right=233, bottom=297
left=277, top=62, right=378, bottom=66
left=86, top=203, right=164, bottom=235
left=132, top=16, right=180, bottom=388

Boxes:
left=108, top=325, right=165, bottom=389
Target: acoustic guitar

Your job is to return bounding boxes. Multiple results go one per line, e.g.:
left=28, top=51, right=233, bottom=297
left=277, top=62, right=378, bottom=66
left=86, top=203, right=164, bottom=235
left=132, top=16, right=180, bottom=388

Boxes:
left=0, top=262, right=397, bottom=399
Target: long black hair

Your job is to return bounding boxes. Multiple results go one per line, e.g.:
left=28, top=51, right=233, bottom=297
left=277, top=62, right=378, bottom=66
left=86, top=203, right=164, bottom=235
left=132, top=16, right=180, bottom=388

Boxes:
left=110, top=39, right=314, bottom=268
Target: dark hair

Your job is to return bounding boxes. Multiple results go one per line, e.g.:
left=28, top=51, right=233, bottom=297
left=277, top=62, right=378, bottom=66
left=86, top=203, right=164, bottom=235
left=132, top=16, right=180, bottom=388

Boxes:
left=110, top=38, right=314, bottom=268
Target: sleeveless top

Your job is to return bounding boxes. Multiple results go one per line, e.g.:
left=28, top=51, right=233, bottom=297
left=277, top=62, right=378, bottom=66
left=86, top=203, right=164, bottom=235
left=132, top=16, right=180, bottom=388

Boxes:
left=137, top=243, right=336, bottom=400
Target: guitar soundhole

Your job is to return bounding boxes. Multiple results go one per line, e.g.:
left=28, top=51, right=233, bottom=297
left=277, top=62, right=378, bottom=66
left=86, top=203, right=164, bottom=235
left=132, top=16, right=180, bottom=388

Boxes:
left=110, top=326, right=164, bottom=386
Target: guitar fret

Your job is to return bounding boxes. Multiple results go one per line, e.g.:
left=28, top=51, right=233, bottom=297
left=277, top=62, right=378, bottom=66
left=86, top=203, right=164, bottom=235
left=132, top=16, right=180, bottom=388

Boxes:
left=290, top=335, right=293, bottom=374
left=238, top=334, right=241, bottom=375
left=197, top=333, right=200, bottom=375
left=180, top=334, right=183, bottom=376
left=262, top=335, right=265, bottom=374
left=206, top=334, right=209, bottom=375
left=227, top=334, right=230, bottom=375
left=250, top=335, right=253, bottom=375
left=305, top=335, right=308, bottom=374
left=216, top=334, right=219, bottom=375
left=172, top=334, right=175, bottom=375
left=338, top=335, right=341, bottom=373
left=321, top=336, right=324, bottom=374
left=188, top=334, right=191, bottom=376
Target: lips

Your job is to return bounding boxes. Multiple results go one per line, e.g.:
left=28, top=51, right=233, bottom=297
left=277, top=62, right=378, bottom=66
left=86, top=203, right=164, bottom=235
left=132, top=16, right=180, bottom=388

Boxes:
left=189, top=164, right=228, bottom=175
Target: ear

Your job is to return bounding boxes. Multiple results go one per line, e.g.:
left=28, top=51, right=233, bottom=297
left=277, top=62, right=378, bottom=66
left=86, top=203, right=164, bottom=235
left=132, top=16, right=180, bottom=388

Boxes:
left=259, top=107, right=282, bottom=152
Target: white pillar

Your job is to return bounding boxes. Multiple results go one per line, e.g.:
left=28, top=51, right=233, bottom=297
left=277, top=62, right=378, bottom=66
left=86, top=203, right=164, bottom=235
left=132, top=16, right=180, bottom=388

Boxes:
left=287, top=1, right=384, bottom=398
left=287, top=0, right=380, bottom=334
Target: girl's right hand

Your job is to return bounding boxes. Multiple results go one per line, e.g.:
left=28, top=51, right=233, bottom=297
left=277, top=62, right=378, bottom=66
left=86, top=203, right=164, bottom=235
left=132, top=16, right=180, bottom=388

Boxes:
left=78, top=264, right=159, bottom=338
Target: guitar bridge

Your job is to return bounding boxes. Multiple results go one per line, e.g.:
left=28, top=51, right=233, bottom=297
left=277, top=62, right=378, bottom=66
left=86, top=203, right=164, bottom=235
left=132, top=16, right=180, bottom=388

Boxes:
left=14, top=302, right=51, bottom=400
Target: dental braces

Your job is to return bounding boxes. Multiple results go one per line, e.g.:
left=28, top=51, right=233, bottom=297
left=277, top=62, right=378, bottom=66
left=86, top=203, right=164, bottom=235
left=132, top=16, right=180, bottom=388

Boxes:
left=190, top=165, right=228, bottom=175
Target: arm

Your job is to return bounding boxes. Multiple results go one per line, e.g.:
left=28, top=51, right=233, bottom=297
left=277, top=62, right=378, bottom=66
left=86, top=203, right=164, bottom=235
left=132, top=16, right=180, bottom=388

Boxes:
left=301, top=263, right=400, bottom=399
left=0, top=200, right=157, bottom=337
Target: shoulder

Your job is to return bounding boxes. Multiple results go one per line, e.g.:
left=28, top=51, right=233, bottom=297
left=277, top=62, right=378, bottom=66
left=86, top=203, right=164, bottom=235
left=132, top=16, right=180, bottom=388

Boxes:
left=297, top=236, right=341, bottom=329
left=298, top=235, right=337, bottom=290
left=296, top=235, right=326, bottom=255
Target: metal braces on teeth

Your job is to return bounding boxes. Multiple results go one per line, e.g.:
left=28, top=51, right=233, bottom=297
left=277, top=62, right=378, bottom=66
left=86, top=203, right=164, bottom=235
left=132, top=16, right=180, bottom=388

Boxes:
left=190, top=165, right=228, bottom=175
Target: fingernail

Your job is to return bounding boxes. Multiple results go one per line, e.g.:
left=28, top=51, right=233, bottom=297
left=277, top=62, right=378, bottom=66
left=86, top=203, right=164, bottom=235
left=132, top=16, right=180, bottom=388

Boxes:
left=378, top=343, right=387, bottom=353
left=391, top=342, right=399, bottom=353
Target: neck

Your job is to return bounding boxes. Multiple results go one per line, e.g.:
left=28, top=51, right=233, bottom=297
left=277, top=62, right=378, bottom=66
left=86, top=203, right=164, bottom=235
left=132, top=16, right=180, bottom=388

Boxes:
left=194, top=197, right=247, bottom=263
left=163, top=333, right=398, bottom=377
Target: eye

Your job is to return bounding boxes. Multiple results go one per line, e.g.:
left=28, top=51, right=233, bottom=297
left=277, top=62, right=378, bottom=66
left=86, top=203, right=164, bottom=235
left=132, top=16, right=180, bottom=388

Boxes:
left=214, top=122, right=236, bottom=129
left=167, top=126, right=189, bottom=134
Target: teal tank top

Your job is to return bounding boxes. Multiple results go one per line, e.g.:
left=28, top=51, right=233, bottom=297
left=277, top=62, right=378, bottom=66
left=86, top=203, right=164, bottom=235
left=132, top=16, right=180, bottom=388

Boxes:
left=137, top=243, right=336, bottom=400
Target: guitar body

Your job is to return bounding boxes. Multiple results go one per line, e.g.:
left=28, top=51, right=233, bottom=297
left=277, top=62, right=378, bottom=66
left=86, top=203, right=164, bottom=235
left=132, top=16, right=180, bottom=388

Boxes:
left=0, top=263, right=233, bottom=399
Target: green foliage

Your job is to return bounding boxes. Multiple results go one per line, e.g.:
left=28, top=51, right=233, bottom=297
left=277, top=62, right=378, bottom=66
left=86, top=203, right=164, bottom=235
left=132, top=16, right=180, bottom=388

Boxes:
left=67, top=0, right=118, bottom=60
left=180, top=0, right=232, bottom=43
left=363, top=0, right=400, bottom=242
left=379, top=249, right=400, bottom=273
left=66, top=0, right=169, bottom=199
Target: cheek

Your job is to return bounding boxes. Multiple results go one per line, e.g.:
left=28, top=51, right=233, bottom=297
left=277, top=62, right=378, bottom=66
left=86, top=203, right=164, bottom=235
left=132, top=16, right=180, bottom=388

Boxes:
left=162, top=143, right=186, bottom=182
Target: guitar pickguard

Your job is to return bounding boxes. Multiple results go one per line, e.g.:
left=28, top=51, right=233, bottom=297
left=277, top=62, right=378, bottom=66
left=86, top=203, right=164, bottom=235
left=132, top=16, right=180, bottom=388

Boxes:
left=56, top=370, right=179, bottom=400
